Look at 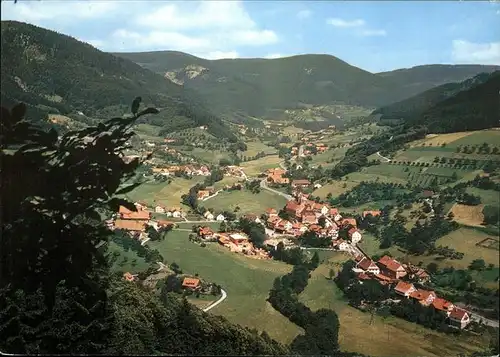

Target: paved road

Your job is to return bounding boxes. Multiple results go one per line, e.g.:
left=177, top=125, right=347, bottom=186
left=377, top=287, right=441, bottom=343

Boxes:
left=203, top=289, right=227, bottom=312
left=376, top=151, right=391, bottom=162
left=260, top=178, right=293, bottom=200
left=201, top=189, right=223, bottom=202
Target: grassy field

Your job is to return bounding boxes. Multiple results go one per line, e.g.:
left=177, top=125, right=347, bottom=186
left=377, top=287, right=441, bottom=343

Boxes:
left=148, top=230, right=303, bottom=344
left=313, top=180, right=359, bottom=199
left=344, top=171, right=408, bottom=185
left=466, top=187, right=500, bottom=206
left=212, top=176, right=243, bottom=191
left=241, top=155, right=283, bottom=176
left=243, top=141, right=277, bottom=157
left=126, top=177, right=205, bottom=209
left=447, top=130, right=500, bottom=148
left=134, top=123, right=164, bottom=142
left=175, top=221, right=221, bottom=231
left=187, top=148, right=232, bottom=164
left=203, top=190, right=287, bottom=216
left=434, top=227, right=499, bottom=269
left=107, top=241, right=150, bottom=274
left=449, top=203, right=485, bottom=227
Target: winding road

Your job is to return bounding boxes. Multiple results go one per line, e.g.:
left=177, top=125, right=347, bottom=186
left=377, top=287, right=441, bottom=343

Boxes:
left=376, top=151, right=391, bottom=163
left=203, top=289, right=228, bottom=312
left=260, top=178, right=293, bottom=200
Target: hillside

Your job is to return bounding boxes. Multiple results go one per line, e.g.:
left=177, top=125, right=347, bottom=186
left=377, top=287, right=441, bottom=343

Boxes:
left=373, top=71, right=500, bottom=132
left=0, top=21, right=236, bottom=141
left=114, top=50, right=498, bottom=119
left=377, top=64, right=500, bottom=96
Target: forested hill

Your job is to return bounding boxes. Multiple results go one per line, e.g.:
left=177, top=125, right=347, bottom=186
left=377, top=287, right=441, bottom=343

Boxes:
left=115, top=51, right=393, bottom=117
left=114, top=50, right=499, bottom=118
left=0, top=21, right=237, bottom=141
left=377, top=64, right=500, bottom=97
left=373, top=71, right=500, bottom=132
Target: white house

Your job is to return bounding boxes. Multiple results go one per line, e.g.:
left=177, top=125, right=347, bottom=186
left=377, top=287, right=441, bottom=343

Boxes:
left=448, top=307, right=471, bottom=329
left=337, top=240, right=350, bottom=251
left=134, top=202, right=148, bottom=211
left=172, top=210, right=182, bottom=218
left=155, top=205, right=166, bottom=214
left=348, top=228, right=362, bottom=244
left=216, top=214, right=226, bottom=222
left=204, top=211, right=215, bottom=221
left=334, top=213, right=343, bottom=222
left=314, top=183, right=322, bottom=189
left=165, top=211, right=173, bottom=217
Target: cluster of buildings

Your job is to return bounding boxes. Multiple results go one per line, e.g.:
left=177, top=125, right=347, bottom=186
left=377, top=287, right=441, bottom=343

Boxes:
left=291, top=143, right=328, bottom=157
left=153, top=203, right=187, bottom=218
left=109, top=202, right=175, bottom=244
left=352, top=254, right=471, bottom=329
left=197, top=226, right=270, bottom=259
left=152, top=164, right=211, bottom=177
left=263, top=193, right=367, bottom=251
left=223, top=165, right=247, bottom=178
left=202, top=211, right=227, bottom=222
left=266, top=168, right=289, bottom=185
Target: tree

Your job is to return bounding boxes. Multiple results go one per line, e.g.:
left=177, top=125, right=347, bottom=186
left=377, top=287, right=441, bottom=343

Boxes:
left=469, top=259, right=486, bottom=271
left=426, top=262, right=439, bottom=274
left=309, top=252, right=320, bottom=270
left=0, top=100, right=159, bottom=354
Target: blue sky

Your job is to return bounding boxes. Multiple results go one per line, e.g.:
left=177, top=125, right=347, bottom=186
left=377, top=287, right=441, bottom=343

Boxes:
left=1, top=0, right=499, bottom=72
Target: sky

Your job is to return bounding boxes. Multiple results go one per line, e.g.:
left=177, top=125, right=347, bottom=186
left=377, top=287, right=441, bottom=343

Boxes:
left=1, top=0, right=499, bottom=72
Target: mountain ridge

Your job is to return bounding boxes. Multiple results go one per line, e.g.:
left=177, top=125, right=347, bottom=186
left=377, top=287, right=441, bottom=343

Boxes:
left=113, top=50, right=500, bottom=119
left=0, top=21, right=237, bottom=141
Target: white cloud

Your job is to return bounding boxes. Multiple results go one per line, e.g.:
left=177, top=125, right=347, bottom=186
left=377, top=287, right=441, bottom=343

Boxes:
left=135, top=2, right=256, bottom=31
left=198, top=51, right=239, bottom=60
left=297, top=9, right=312, bottom=20
left=360, top=29, right=387, bottom=37
left=326, top=18, right=365, bottom=27
left=451, top=39, right=500, bottom=65
left=264, top=53, right=286, bottom=59
left=0, top=1, right=118, bottom=22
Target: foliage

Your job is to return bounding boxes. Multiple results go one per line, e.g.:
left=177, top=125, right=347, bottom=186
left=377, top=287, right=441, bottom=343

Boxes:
left=0, top=101, right=288, bottom=355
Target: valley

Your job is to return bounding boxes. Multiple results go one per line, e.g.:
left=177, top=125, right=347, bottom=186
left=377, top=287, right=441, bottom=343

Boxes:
left=1, top=17, right=499, bottom=357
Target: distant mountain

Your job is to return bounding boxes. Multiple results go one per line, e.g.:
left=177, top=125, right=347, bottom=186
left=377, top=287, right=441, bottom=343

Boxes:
left=115, top=51, right=394, bottom=118
left=377, top=64, right=500, bottom=97
left=373, top=71, right=500, bottom=132
left=114, top=50, right=499, bottom=119
left=0, top=21, right=237, bottom=141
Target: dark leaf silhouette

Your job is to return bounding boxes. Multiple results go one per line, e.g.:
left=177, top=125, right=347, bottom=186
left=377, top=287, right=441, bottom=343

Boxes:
left=115, top=182, right=143, bottom=195
left=137, top=107, right=160, bottom=117
left=131, top=96, right=142, bottom=115
left=11, top=102, right=27, bottom=122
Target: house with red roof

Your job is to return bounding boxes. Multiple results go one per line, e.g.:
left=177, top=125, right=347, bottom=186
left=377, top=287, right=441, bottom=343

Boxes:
left=198, top=226, right=215, bottom=240
left=394, top=281, right=416, bottom=297
left=182, top=277, right=201, bottom=291
left=301, top=212, right=318, bottom=225
left=342, top=218, right=357, bottom=228
left=291, top=179, right=311, bottom=188
left=265, top=208, right=278, bottom=217
left=432, top=297, right=454, bottom=314
left=363, top=210, right=381, bottom=218
left=377, top=255, right=407, bottom=279
left=410, top=289, right=436, bottom=306
left=356, top=257, right=380, bottom=275
left=448, top=307, right=471, bottom=329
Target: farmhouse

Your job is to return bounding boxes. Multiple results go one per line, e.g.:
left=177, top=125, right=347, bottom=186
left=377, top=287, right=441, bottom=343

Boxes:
left=114, top=219, right=147, bottom=232
left=118, top=206, right=151, bottom=220
left=448, top=307, right=471, bottom=329
left=123, top=272, right=136, bottom=282
left=229, top=232, right=249, bottom=245
left=198, top=226, right=215, bottom=240
left=410, top=289, right=436, bottom=306
left=265, top=208, right=278, bottom=217
left=394, top=281, right=416, bottom=297
left=197, top=190, right=211, bottom=200
left=182, top=277, right=201, bottom=291
left=291, top=179, right=311, bottom=188
left=377, top=255, right=407, bottom=279
left=363, top=210, right=381, bottom=218
left=342, top=218, right=357, bottom=227
left=356, top=257, right=380, bottom=275
left=204, top=211, right=215, bottom=221
left=432, top=297, right=454, bottom=314
left=155, top=205, right=166, bottom=214
left=216, top=214, right=226, bottom=222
